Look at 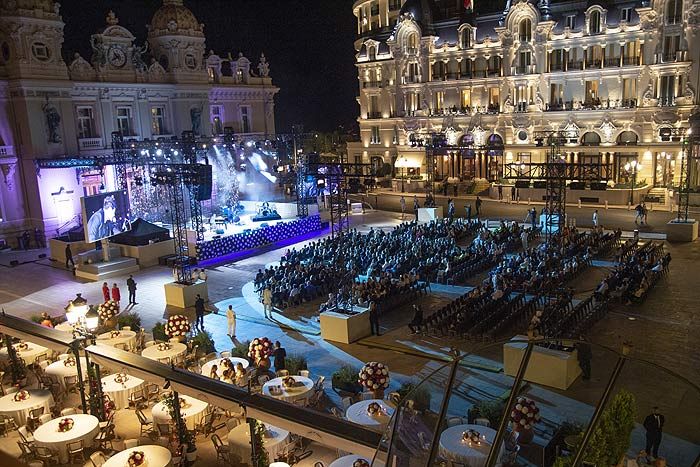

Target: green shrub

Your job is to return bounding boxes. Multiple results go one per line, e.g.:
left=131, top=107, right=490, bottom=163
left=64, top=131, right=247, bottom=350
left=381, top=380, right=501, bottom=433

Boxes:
left=117, top=311, right=141, bottom=331
left=585, top=390, right=636, bottom=466
left=397, top=381, right=432, bottom=412
left=151, top=322, right=167, bottom=341
left=332, top=364, right=362, bottom=393
left=285, top=354, right=308, bottom=376
left=189, top=330, right=215, bottom=356
left=231, top=340, right=251, bottom=359
left=29, top=315, right=44, bottom=324
left=558, top=419, right=585, bottom=438
left=474, top=399, right=506, bottom=429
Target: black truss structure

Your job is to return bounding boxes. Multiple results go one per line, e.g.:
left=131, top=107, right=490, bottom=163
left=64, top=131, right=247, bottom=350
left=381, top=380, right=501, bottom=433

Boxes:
left=668, top=123, right=697, bottom=223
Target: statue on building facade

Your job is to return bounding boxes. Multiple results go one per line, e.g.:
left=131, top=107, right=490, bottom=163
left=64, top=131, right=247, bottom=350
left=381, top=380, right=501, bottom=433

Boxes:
left=642, top=82, right=655, bottom=106
left=43, top=98, right=61, bottom=143
left=190, top=106, right=202, bottom=135
left=132, top=42, right=149, bottom=73
left=258, top=53, right=270, bottom=77
left=683, top=81, right=696, bottom=103
left=90, top=36, right=107, bottom=70
left=535, top=91, right=545, bottom=111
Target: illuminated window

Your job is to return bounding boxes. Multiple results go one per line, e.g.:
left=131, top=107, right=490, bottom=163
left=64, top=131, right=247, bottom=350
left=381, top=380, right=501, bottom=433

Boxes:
left=116, top=106, right=133, bottom=136
left=240, top=106, right=251, bottom=134
left=461, top=89, right=471, bottom=108
left=76, top=107, right=96, bottom=139
left=150, top=106, right=166, bottom=135
left=666, top=0, right=682, bottom=24
left=370, top=126, right=380, bottom=144
left=519, top=19, right=532, bottom=42
left=590, top=10, right=601, bottom=34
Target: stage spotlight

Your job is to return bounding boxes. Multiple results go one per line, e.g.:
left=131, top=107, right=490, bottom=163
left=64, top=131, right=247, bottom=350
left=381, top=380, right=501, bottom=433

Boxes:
left=140, top=149, right=147, bottom=156
left=240, top=155, right=245, bottom=160
left=245, top=141, right=254, bottom=148
left=173, top=150, right=179, bottom=156
left=156, top=148, right=163, bottom=156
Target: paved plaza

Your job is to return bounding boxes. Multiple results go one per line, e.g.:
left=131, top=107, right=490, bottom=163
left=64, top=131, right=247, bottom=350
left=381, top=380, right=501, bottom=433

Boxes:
left=1, top=207, right=699, bottom=465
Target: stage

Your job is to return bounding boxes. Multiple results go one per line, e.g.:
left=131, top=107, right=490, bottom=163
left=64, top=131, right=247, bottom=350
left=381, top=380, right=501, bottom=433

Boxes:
left=194, top=202, right=322, bottom=262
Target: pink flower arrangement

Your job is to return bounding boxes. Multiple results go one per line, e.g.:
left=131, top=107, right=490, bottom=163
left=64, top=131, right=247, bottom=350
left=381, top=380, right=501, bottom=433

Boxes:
left=98, top=300, right=119, bottom=321
left=156, top=342, right=171, bottom=351
left=63, top=357, right=76, bottom=367
left=110, top=330, right=121, bottom=338
left=352, top=459, right=370, bottom=467
left=13, top=390, right=30, bottom=402
left=358, top=362, right=390, bottom=391
left=248, top=337, right=273, bottom=362
left=103, top=397, right=116, bottom=420
left=366, top=402, right=382, bottom=416
left=57, top=417, right=74, bottom=432
left=127, top=450, right=145, bottom=467
left=509, top=396, right=541, bottom=430
left=165, top=315, right=190, bottom=337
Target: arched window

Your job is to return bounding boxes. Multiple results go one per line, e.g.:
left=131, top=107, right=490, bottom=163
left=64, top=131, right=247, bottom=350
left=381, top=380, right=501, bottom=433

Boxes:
left=368, top=46, right=377, bottom=61
left=666, top=0, right=682, bottom=24
left=460, top=28, right=472, bottom=49
left=616, top=131, right=638, bottom=146
left=581, top=132, right=601, bottom=146
left=590, top=10, right=601, bottom=34
left=488, top=133, right=504, bottom=148
left=519, top=19, right=532, bottom=42
left=407, top=32, right=418, bottom=51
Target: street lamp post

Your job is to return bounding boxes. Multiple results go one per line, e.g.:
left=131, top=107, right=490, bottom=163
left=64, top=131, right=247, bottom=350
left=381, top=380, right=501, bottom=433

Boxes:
left=624, top=160, right=642, bottom=205
left=64, top=294, right=100, bottom=415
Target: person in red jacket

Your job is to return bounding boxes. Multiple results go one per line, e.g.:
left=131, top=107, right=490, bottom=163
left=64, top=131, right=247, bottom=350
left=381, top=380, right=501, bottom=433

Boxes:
left=111, top=283, right=121, bottom=306
left=102, top=282, right=110, bottom=302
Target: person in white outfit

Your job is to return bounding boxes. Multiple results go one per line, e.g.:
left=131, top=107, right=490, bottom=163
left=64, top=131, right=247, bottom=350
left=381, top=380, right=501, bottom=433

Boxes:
left=262, top=287, right=273, bottom=318
left=592, top=209, right=599, bottom=227
left=226, top=304, right=236, bottom=337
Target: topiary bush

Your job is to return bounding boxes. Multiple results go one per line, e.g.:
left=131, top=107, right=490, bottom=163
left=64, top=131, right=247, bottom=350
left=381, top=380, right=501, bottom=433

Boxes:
left=332, top=364, right=362, bottom=394
left=189, top=330, right=215, bottom=356
left=117, top=311, right=141, bottom=331
left=285, top=354, right=308, bottom=376
left=397, top=381, right=432, bottom=412
left=151, top=322, right=167, bottom=341
left=231, top=340, right=251, bottom=359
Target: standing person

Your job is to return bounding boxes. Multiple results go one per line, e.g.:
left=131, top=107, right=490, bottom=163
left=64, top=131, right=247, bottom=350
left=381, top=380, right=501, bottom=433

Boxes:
left=592, top=209, right=599, bottom=228
left=400, top=196, right=406, bottom=219
left=413, top=195, right=420, bottom=219
left=262, top=286, right=273, bottom=318
left=65, top=244, right=75, bottom=270
left=511, top=185, right=516, bottom=201
left=369, top=301, right=380, bottom=336
left=226, top=304, right=236, bottom=338
left=576, top=336, right=592, bottom=380
left=530, top=208, right=537, bottom=229
left=475, top=196, right=483, bottom=218
left=111, top=283, right=121, bottom=307
left=642, top=202, right=649, bottom=225
left=521, top=229, right=529, bottom=250
left=194, top=294, right=205, bottom=330
left=635, top=203, right=643, bottom=224
left=497, top=185, right=503, bottom=200
left=34, top=228, right=46, bottom=249
left=466, top=203, right=472, bottom=222
left=101, top=282, right=110, bottom=302
left=407, top=304, right=423, bottom=334
left=272, top=341, right=287, bottom=372
left=643, top=407, right=665, bottom=460
left=126, top=275, right=137, bottom=304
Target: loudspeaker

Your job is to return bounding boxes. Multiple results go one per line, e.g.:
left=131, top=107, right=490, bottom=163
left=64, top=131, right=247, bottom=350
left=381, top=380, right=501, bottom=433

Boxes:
left=195, top=164, right=212, bottom=201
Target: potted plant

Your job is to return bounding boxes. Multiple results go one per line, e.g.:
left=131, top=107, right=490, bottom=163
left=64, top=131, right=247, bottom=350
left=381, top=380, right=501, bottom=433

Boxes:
left=585, top=390, right=636, bottom=467
left=285, top=354, right=308, bottom=376
left=152, top=322, right=167, bottom=342
left=332, top=365, right=362, bottom=395
left=474, top=399, right=505, bottom=429
left=117, top=311, right=141, bottom=331
left=189, top=330, right=215, bottom=358
left=250, top=419, right=269, bottom=467
left=161, top=393, right=197, bottom=462
left=396, top=381, right=432, bottom=412
left=509, top=397, right=541, bottom=445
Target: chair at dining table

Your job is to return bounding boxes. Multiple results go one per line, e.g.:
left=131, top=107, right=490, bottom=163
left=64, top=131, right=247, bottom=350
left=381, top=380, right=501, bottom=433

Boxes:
left=123, top=438, right=139, bottom=449
left=67, top=439, right=86, bottom=464
left=135, top=409, right=153, bottom=437
left=447, top=416, right=465, bottom=427
left=27, top=407, right=44, bottom=429
left=89, top=450, right=108, bottom=467
left=95, top=424, right=116, bottom=451
left=63, top=375, right=79, bottom=393
left=34, top=446, right=59, bottom=466
left=474, top=417, right=491, bottom=427
left=37, top=413, right=52, bottom=426
left=17, top=440, right=34, bottom=464
left=212, top=433, right=230, bottom=463
left=60, top=407, right=77, bottom=416
left=298, top=369, right=310, bottom=378
left=0, top=414, right=18, bottom=436
left=18, top=425, right=34, bottom=444
left=146, top=383, right=161, bottom=403
left=128, top=389, right=147, bottom=409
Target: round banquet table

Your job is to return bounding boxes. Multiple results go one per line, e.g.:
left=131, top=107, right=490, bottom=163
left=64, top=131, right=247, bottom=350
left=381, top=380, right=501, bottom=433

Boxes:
left=44, top=357, right=88, bottom=390
left=345, top=399, right=395, bottom=430
left=54, top=322, right=76, bottom=333
left=101, top=373, right=145, bottom=409
left=329, top=455, right=373, bottom=467
left=103, top=445, right=172, bottom=467
left=0, top=342, right=49, bottom=365
left=95, top=330, right=137, bottom=351
left=228, top=422, right=289, bottom=463
left=0, top=389, right=54, bottom=426
left=262, top=376, right=314, bottom=403
left=141, top=342, right=187, bottom=364
left=151, top=394, right=208, bottom=432
left=33, top=414, right=100, bottom=464
left=438, top=424, right=503, bottom=467
left=201, top=357, right=249, bottom=379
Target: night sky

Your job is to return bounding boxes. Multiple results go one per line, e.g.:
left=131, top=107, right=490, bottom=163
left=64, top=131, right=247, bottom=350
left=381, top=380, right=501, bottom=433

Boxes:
left=59, top=0, right=359, bottom=133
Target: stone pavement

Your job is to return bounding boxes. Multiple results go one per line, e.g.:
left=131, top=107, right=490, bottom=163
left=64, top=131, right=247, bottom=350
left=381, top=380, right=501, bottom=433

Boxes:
left=0, top=209, right=698, bottom=464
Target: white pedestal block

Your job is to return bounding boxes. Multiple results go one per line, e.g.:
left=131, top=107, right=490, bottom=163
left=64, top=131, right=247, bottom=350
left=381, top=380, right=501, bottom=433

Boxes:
left=666, top=219, right=698, bottom=242
left=74, top=257, right=139, bottom=281
left=503, top=335, right=581, bottom=390
left=417, top=207, right=443, bottom=222
left=320, top=310, right=371, bottom=344
left=164, top=280, right=209, bottom=308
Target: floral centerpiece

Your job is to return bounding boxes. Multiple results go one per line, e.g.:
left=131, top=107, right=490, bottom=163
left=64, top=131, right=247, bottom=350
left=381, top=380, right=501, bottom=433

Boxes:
left=462, top=429, right=482, bottom=444
left=127, top=450, right=146, bottom=467
left=282, top=376, right=297, bottom=388
left=63, top=357, right=76, bottom=367
left=57, top=417, right=74, bottom=432
left=510, top=396, right=541, bottom=431
left=352, top=459, right=370, bottom=467
left=103, top=397, right=116, bottom=420
left=179, top=397, right=189, bottom=409
left=114, top=373, right=129, bottom=384
left=110, top=330, right=121, bottom=339
left=13, top=390, right=30, bottom=402
left=156, top=342, right=171, bottom=352
left=248, top=337, right=273, bottom=364
left=98, top=300, right=120, bottom=321
left=366, top=401, right=383, bottom=416
left=15, top=342, right=29, bottom=351
left=165, top=315, right=190, bottom=338
left=358, top=362, right=390, bottom=395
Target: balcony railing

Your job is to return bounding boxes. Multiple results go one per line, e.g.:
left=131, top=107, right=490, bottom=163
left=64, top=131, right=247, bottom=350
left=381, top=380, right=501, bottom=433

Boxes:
left=0, top=145, right=14, bottom=157
left=545, top=99, right=638, bottom=111
left=587, top=59, right=602, bottom=68
left=659, top=51, right=688, bottom=63
left=404, top=76, right=421, bottom=84
left=550, top=63, right=565, bottom=72
left=487, top=68, right=500, bottom=77
left=363, top=81, right=382, bottom=88
left=514, top=102, right=529, bottom=113
left=622, top=56, right=640, bottom=66
left=78, top=137, right=103, bottom=151
left=431, top=74, right=446, bottom=81
left=446, top=72, right=460, bottom=80
left=367, top=112, right=382, bottom=119
left=428, top=105, right=500, bottom=117
left=567, top=61, right=583, bottom=70
left=658, top=97, right=675, bottom=107
left=512, top=65, right=536, bottom=75
left=604, top=57, right=620, bottom=67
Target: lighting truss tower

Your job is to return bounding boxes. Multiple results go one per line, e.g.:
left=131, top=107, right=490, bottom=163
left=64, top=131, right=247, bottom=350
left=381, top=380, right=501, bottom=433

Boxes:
left=110, top=132, right=129, bottom=190
left=541, top=131, right=568, bottom=240
left=295, top=153, right=309, bottom=218
left=328, top=152, right=349, bottom=238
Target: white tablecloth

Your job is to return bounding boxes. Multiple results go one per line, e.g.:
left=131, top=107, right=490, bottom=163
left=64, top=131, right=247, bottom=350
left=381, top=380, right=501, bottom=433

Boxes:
left=262, top=376, right=314, bottom=403
left=345, top=399, right=395, bottom=429
left=439, top=424, right=502, bottom=467
left=228, top=423, right=289, bottom=463
left=0, top=389, right=54, bottom=426
left=54, top=322, right=76, bottom=333
left=141, top=342, right=188, bottom=364
left=33, top=414, right=100, bottom=464
left=44, top=357, right=88, bottom=390
left=101, top=374, right=145, bottom=409
left=0, top=342, right=49, bottom=365
left=152, top=395, right=208, bottom=432
left=201, top=357, right=249, bottom=379
left=329, top=455, right=373, bottom=467
left=96, top=330, right=137, bottom=351
left=103, top=445, right=172, bottom=467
